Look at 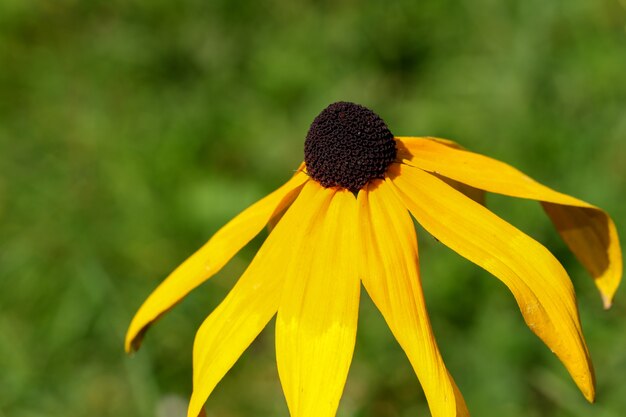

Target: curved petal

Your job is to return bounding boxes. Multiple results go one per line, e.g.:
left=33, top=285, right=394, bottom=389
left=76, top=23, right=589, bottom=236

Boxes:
left=389, top=163, right=595, bottom=402
left=358, top=180, right=469, bottom=417
left=125, top=170, right=309, bottom=352
left=188, top=179, right=329, bottom=417
left=397, top=136, right=622, bottom=308
left=276, top=188, right=360, bottom=417
left=542, top=203, right=621, bottom=308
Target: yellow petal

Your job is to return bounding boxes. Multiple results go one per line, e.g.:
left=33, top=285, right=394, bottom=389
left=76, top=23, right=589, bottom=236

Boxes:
left=267, top=162, right=308, bottom=232
left=125, top=170, right=309, bottom=352
left=542, top=203, right=621, bottom=309
left=399, top=136, right=463, bottom=151
left=188, top=180, right=330, bottom=417
left=389, top=163, right=595, bottom=402
left=397, top=136, right=622, bottom=308
left=396, top=137, right=485, bottom=205
left=358, top=180, right=468, bottom=417
left=276, top=188, right=360, bottom=417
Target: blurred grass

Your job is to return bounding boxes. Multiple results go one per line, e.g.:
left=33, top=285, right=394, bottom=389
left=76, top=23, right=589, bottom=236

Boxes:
left=1, top=1, right=625, bottom=416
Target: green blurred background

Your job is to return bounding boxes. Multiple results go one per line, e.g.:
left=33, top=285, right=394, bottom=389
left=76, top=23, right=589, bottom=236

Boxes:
left=1, top=1, right=625, bottom=416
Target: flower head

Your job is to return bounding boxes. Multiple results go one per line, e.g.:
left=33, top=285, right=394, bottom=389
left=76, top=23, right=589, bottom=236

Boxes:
left=304, top=101, right=396, bottom=191
left=126, top=102, right=622, bottom=417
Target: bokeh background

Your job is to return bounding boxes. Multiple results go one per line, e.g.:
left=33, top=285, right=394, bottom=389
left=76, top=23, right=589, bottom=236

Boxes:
left=1, top=1, right=625, bottom=416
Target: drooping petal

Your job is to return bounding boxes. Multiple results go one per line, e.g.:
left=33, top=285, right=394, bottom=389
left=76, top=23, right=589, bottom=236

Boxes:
left=542, top=203, right=621, bottom=308
left=188, top=180, right=331, bottom=417
left=358, top=180, right=469, bottom=417
left=125, top=170, right=309, bottom=352
left=276, top=187, right=360, bottom=417
left=389, top=163, right=595, bottom=402
left=397, top=136, right=622, bottom=308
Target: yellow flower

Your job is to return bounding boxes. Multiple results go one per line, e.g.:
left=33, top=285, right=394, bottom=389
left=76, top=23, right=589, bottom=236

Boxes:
left=125, top=102, right=622, bottom=417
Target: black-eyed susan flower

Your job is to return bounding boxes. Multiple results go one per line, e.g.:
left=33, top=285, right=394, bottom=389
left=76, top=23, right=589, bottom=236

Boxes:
left=126, top=102, right=622, bottom=417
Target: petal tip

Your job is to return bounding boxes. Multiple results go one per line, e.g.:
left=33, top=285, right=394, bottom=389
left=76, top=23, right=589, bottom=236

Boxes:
left=124, top=331, right=134, bottom=354
left=124, top=339, right=138, bottom=354
left=124, top=338, right=139, bottom=355
left=584, top=387, right=596, bottom=404
left=579, top=366, right=596, bottom=404
left=125, top=324, right=148, bottom=353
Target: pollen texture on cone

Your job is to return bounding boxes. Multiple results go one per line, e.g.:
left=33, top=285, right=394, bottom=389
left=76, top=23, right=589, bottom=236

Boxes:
left=304, top=102, right=397, bottom=192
